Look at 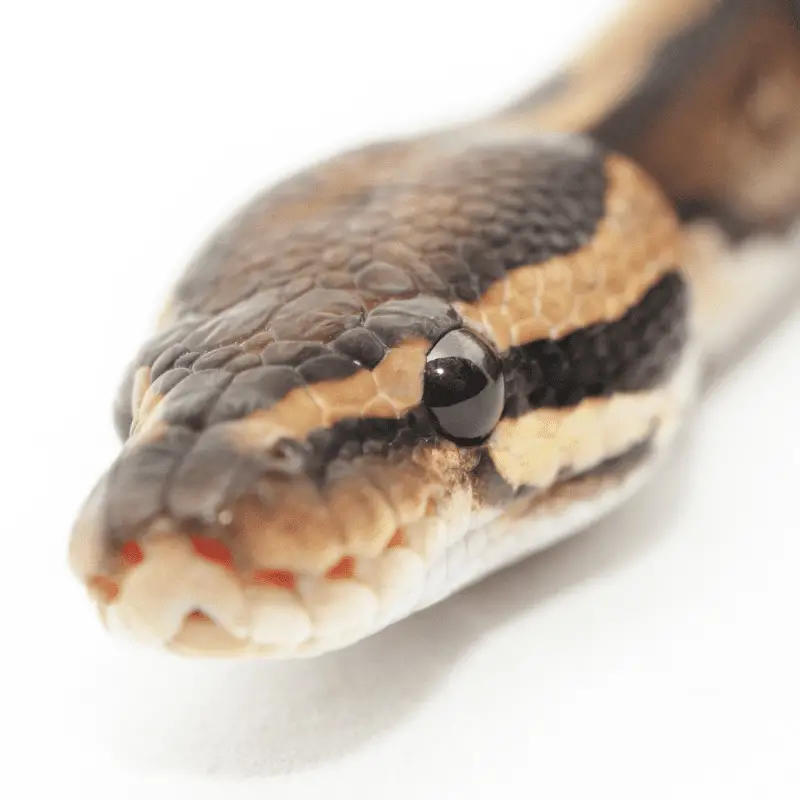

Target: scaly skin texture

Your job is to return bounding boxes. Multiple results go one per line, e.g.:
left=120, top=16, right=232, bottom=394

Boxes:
left=69, top=0, right=800, bottom=657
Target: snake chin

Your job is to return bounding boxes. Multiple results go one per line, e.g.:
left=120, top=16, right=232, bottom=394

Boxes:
left=71, top=344, right=700, bottom=659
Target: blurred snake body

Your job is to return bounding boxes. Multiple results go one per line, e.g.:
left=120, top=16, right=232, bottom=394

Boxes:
left=69, top=0, right=800, bottom=657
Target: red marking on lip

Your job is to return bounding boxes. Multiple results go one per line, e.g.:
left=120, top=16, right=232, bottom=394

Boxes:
left=190, top=536, right=234, bottom=570
left=120, top=541, right=143, bottom=567
left=90, top=576, right=119, bottom=602
left=326, top=556, right=355, bottom=580
left=387, top=530, right=406, bottom=548
left=251, top=569, right=296, bottom=590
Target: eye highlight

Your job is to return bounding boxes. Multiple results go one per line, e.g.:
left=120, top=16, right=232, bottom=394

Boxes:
left=423, top=328, right=505, bottom=446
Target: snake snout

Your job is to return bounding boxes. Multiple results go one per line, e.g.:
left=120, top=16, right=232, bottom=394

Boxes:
left=68, top=435, right=474, bottom=657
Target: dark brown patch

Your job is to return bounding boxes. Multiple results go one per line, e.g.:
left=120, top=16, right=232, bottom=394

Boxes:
left=113, top=137, right=607, bottom=438
left=590, top=0, right=750, bottom=147
left=503, top=271, right=689, bottom=416
left=591, top=0, right=800, bottom=232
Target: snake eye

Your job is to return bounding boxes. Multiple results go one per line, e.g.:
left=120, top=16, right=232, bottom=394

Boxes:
left=423, top=328, right=505, bottom=446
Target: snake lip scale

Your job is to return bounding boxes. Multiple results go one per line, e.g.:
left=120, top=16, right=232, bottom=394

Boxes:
left=69, top=0, right=800, bottom=658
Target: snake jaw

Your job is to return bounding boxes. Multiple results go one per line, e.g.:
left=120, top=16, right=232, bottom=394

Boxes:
left=69, top=460, right=475, bottom=657
left=80, top=532, right=431, bottom=658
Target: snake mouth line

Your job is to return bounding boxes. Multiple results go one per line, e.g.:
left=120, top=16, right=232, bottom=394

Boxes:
left=82, top=492, right=472, bottom=658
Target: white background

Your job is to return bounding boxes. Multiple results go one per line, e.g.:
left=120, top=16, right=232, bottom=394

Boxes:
left=2, top=1, right=800, bottom=797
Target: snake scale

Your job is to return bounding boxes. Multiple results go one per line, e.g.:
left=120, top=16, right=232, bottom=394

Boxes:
left=69, top=0, right=800, bottom=657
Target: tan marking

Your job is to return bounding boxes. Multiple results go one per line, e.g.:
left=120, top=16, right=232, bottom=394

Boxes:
left=236, top=478, right=344, bottom=573
left=131, top=384, right=166, bottom=439
left=326, top=476, right=399, bottom=556
left=489, top=347, right=697, bottom=489
left=490, top=435, right=653, bottom=530
left=155, top=296, right=177, bottom=331
left=129, top=366, right=151, bottom=432
left=498, top=0, right=717, bottom=131
left=128, top=418, right=168, bottom=447
left=231, top=340, right=428, bottom=448
left=222, top=446, right=472, bottom=578
left=455, top=155, right=681, bottom=350
left=68, top=478, right=107, bottom=581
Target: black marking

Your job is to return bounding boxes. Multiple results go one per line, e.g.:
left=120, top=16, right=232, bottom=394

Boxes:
left=261, top=341, right=332, bottom=368
left=332, top=327, right=388, bottom=369
left=298, top=410, right=438, bottom=485
left=365, top=296, right=461, bottom=347
left=297, top=353, right=361, bottom=384
left=149, top=367, right=191, bottom=399
left=151, top=343, right=191, bottom=382
left=206, top=366, right=305, bottom=426
left=503, top=271, right=689, bottom=417
left=105, top=426, right=199, bottom=544
left=160, top=371, right=234, bottom=431
left=191, top=344, right=245, bottom=372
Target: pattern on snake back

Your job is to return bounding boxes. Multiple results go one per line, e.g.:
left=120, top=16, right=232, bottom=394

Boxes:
left=113, top=136, right=607, bottom=437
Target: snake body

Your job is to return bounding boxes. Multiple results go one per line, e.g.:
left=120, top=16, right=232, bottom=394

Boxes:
left=69, top=0, right=800, bottom=657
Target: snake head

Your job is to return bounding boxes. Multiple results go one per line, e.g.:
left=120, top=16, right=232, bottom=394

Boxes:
left=69, top=134, right=690, bottom=657
left=69, top=317, right=490, bottom=657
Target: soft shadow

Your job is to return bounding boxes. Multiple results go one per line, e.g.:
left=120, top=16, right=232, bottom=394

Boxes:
left=94, top=432, right=696, bottom=778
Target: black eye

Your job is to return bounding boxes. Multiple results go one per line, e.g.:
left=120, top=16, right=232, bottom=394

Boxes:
left=423, top=328, right=504, bottom=446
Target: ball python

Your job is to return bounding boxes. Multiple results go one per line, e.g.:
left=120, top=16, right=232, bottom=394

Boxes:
left=69, top=0, right=800, bottom=658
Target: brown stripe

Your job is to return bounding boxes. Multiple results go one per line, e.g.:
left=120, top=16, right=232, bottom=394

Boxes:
left=454, top=154, right=681, bottom=351
left=134, top=339, right=430, bottom=447
left=589, top=0, right=751, bottom=145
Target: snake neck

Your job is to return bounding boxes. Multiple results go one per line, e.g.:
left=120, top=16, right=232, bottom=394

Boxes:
left=499, top=0, right=800, bottom=234
left=492, top=0, right=800, bottom=364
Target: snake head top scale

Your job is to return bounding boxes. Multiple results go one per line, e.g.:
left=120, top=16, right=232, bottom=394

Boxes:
left=68, top=0, right=800, bottom=658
